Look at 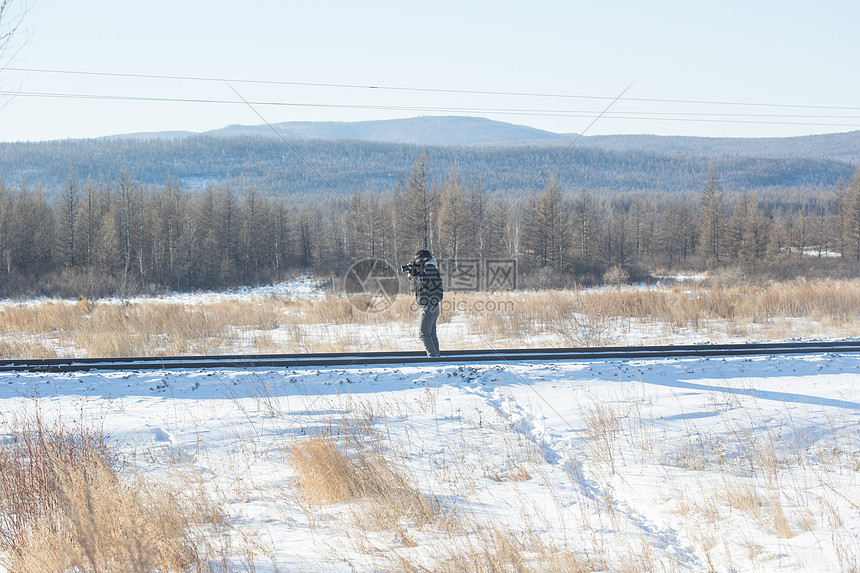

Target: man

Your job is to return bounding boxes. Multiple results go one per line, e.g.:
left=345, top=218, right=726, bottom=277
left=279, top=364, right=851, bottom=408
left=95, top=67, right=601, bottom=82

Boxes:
left=407, top=249, right=443, bottom=358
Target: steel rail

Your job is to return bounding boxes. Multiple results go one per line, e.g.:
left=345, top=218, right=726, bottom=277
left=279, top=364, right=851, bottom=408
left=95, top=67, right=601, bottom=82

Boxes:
left=1, top=340, right=859, bottom=373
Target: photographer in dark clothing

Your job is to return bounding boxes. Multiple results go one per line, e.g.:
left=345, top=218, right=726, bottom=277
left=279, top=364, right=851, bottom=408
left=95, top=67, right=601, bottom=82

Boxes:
left=406, top=249, right=443, bottom=357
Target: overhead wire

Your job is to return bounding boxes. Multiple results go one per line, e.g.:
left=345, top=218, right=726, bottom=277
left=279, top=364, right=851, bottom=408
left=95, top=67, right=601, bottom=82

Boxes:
left=6, top=65, right=860, bottom=112
left=221, top=79, right=361, bottom=219
left=503, top=80, right=637, bottom=215
left=1, top=89, right=859, bottom=129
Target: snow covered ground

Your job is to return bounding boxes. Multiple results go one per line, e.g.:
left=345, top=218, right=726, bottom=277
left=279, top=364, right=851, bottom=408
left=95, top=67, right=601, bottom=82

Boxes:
left=2, top=349, right=859, bottom=571
left=2, top=277, right=860, bottom=570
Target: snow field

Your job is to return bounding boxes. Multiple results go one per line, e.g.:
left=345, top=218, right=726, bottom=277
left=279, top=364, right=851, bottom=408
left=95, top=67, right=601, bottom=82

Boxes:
left=2, top=351, right=859, bottom=571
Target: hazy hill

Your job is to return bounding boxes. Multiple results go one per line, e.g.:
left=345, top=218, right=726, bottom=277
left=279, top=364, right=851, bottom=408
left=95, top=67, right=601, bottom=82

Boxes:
left=104, top=130, right=195, bottom=141
left=203, top=116, right=568, bottom=147
left=581, top=132, right=860, bottom=164
left=105, top=116, right=860, bottom=165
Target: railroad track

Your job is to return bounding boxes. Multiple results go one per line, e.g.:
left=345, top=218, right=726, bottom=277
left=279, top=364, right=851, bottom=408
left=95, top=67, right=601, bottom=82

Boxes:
left=2, top=340, right=860, bottom=373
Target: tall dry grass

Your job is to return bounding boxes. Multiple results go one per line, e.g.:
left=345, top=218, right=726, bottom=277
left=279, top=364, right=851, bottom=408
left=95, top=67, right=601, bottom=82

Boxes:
left=3, top=277, right=860, bottom=358
left=285, top=401, right=614, bottom=572
left=288, top=423, right=442, bottom=531
left=460, top=277, right=860, bottom=345
left=0, top=408, right=224, bottom=572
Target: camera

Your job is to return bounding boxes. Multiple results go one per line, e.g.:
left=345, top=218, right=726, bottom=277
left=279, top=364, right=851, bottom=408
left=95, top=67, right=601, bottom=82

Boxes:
left=400, top=261, right=421, bottom=275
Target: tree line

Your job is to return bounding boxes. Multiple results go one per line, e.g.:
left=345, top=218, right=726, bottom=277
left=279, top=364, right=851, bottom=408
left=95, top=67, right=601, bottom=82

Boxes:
left=1, top=157, right=859, bottom=298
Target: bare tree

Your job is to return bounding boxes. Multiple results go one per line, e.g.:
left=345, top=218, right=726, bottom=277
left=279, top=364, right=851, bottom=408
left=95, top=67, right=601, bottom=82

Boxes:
left=1, top=1, right=23, bottom=55
left=698, top=167, right=727, bottom=265
left=527, top=178, right=567, bottom=269
left=840, top=169, right=860, bottom=261
left=347, top=189, right=384, bottom=260
left=466, top=182, right=488, bottom=260
left=403, top=154, right=435, bottom=251
left=571, top=191, right=596, bottom=263
left=117, top=170, right=136, bottom=279
left=0, top=173, right=11, bottom=274
left=220, top=185, right=237, bottom=274
left=1, top=1, right=29, bottom=110
left=241, top=187, right=262, bottom=277
left=438, top=169, right=467, bottom=262
left=59, top=172, right=79, bottom=267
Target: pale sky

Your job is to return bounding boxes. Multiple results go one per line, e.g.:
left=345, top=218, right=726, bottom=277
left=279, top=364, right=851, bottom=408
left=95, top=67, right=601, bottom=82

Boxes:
left=0, top=0, right=858, bottom=142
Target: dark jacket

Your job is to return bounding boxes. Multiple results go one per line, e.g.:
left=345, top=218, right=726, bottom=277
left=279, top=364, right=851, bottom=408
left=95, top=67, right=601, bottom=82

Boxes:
left=413, top=258, right=444, bottom=306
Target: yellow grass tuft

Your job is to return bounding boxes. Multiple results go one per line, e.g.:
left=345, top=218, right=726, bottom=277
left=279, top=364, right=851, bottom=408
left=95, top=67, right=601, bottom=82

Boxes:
left=771, top=496, right=795, bottom=539
left=0, top=411, right=223, bottom=573
left=288, top=428, right=441, bottom=531
left=720, top=480, right=765, bottom=521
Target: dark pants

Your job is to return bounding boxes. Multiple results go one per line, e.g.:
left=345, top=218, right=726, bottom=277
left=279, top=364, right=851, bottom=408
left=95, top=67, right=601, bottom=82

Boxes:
left=418, top=303, right=440, bottom=357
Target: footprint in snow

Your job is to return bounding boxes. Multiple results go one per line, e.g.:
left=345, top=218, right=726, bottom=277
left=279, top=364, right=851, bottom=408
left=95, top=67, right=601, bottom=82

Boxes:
left=151, top=427, right=172, bottom=443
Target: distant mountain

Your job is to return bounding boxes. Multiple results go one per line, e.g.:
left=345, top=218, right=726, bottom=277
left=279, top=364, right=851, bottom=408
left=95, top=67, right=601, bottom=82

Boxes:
left=102, top=130, right=196, bottom=141
left=105, top=116, right=860, bottom=165
left=203, top=116, right=568, bottom=147
left=580, top=132, right=860, bottom=164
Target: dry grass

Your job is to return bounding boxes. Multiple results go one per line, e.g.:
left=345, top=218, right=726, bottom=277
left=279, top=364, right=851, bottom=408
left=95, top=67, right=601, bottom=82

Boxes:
left=397, top=525, right=600, bottom=573
left=288, top=424, right=441, bottom=531
left=717, top=480, right=799, bottom=540
left=286, top=407, right=608, bottom=572
left=720, top=480, right=765, bottom=521
left=464, top=277, right=860, bottom=345
left=3, top=277, right=860, bottom=357
left=771, top=496, right=794, bottom=539
left=0, top=408, right=223, bottom=572
left=582, top=403, right=622, bottom=473
left=0, top=338, right=58, bottom=358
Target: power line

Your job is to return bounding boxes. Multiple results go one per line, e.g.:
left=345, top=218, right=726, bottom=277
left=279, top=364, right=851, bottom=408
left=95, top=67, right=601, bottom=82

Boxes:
left=504, top=80, right=636, bottom=215
left=222, top=79, right=360, bottom=219
left=2, top=89, right=860, bottom=129
left=6, top=66, right=860, bottom=113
